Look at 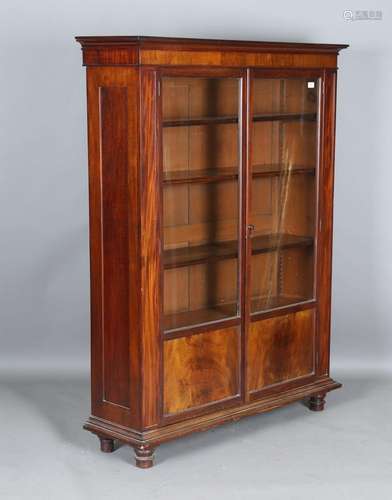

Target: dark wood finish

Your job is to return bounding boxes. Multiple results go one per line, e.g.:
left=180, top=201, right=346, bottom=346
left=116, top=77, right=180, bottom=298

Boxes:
left=134, top=444, right=155, bottom=468
left=76, top=36, right=348, bottom=52
left=140, top=68, right=161, bottom=428
left=76, top=36, right=347, bottom=468
left=76, top=37, right=348, bottom=69
left=100, top=86, right=130, bottom=408
left=99, top=436, right=115, bottom=453
left=84, top=376, right=341, bottom=446
left=316, top=70, right=337, bottom=377
left=307, top=393, right=326, bottom=411
left=239, top=69, right=251, bottom=405
left=85, top=67, right=141, bottom=429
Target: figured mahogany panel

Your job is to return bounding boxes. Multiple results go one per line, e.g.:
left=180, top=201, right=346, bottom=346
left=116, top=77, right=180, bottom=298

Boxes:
left=163, top=327, right=240, bottom=415
left=247, top=309, right=315, bottom=393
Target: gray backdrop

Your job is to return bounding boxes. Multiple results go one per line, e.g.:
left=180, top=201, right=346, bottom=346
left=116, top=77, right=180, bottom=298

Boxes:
left=1, top=0, right=391, bottom=374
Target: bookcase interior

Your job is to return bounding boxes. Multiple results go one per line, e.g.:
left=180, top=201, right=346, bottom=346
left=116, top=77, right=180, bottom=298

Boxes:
left=162, top=76, right=318, bottom=332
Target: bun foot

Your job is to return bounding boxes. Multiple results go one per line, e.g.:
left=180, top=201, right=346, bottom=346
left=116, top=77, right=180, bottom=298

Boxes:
left=307, top=393, right=326, bottom=412
left=134, top=445, right=155, bottom=469
left=99, top=437, right=115, bottom=453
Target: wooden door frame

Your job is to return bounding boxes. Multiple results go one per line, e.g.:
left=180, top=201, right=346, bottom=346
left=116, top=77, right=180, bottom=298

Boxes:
left=149, top=65, right=337, bottom=423
left=155, top=66, right=248, bottom=423
left=245, top=68, right=331, bottom=400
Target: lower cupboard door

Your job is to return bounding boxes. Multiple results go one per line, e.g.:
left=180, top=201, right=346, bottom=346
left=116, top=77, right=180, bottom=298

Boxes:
left=247, top=309, right=316, bottom=397
left=163, top=326, right=240, bottom=417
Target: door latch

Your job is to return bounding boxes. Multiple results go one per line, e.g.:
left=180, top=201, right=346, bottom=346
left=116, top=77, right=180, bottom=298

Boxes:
left=247, top=224, right=255, bottom=238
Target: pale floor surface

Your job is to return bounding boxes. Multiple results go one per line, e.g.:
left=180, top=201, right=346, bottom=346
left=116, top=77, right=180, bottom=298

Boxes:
left=1, top=371, right=391, bottom=500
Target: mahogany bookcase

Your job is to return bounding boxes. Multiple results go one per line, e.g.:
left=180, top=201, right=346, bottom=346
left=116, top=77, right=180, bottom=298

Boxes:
left=75, top=36, right=348, bottom=468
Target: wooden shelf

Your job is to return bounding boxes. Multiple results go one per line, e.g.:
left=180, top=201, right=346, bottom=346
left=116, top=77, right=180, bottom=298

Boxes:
left=163, top=295, right=311, bottom=332
left=164, top=303, right=238, bottom=332
left=163, top=112, right=317, bottom=128
left=250, top=295, right=311, bottom=314
left=163, top=164, right=315, bottom=185
left=163, top=168, right=238, bottom=185
left=253, top=164, right=315, bottom=178
left=164, top=233, right=313, bottom=270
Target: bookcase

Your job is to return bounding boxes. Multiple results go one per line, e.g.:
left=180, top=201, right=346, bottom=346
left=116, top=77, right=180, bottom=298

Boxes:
left=76, top=36, right=348, bottom=468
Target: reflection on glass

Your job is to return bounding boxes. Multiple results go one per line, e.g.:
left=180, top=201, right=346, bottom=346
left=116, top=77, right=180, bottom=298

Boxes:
left=162, top=77, right=241, bottom=332
left=250, top=78, right=319, bottom=313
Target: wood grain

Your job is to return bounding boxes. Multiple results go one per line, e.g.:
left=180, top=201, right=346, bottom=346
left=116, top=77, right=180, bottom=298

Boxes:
left=141, top=50, right=338, bottom=69
left=163, top=327, right=240, bottom=415
left=77, top=37, right=347, bottom=467
left=82, top=47, right=138, bottom=66
left=86, top=67, right=141, bottom=427
left=76, top=36, right=347, bottom=68
left=84, top=375, right=342, bottom=446
left=140, top=68, right=161, bottom=428
left=76, top=36, right=348, bottom=53
left=247, top=309, right=315, bottom=392
left=100, top=86, right=130, bottom=408
left=316, top=70, right=337, bottom=376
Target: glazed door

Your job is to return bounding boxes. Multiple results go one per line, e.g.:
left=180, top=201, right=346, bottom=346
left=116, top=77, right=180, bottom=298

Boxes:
left=159, top=69, right=245, bottom=419
left=159, top=69, right=324, bottom=415
left=246, top=71, right=321, bottom=398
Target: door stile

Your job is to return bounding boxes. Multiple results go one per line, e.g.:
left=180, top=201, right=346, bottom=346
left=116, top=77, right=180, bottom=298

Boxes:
left=312, top=71, right=324, bottom=378
left=155, top=67, right=166, bottom=425
left=242, top=68, right=253, bottom=402
left=315, top=69, right=337, bottom=377
left=140, top=67, right=162, bottom=429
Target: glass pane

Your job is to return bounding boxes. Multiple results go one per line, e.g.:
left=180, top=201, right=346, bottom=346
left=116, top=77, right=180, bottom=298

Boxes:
left=250, top=77, right=319, bottom=314
left=162, top=77, right=241, bottom=332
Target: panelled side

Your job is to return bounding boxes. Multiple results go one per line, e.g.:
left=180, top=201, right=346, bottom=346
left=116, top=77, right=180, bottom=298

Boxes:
left=86, top=66, right=141, bottom=428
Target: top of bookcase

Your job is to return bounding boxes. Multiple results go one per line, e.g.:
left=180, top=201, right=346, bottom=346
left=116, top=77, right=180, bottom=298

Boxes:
left=76, top=36, right=348, bottom=52
left=75, top=36, right=348, bottom=68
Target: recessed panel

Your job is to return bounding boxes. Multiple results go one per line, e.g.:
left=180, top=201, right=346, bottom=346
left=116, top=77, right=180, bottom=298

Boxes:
left=247, top=309, right=315, bottom=393
left=164, top=327, right=240, bottom=415
left=100, top=86, right=130, bottom=408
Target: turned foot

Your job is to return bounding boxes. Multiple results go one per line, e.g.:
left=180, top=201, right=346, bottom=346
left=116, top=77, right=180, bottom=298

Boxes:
left=307, top=393, right=326, bottom=412
left=134, top=444, right=155, bottom=469
left=99, top=436, right=115, bottom=453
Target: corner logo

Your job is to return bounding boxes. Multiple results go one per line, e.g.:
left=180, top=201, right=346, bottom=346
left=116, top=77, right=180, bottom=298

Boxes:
left=343, top=10, right=383, bottom=21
